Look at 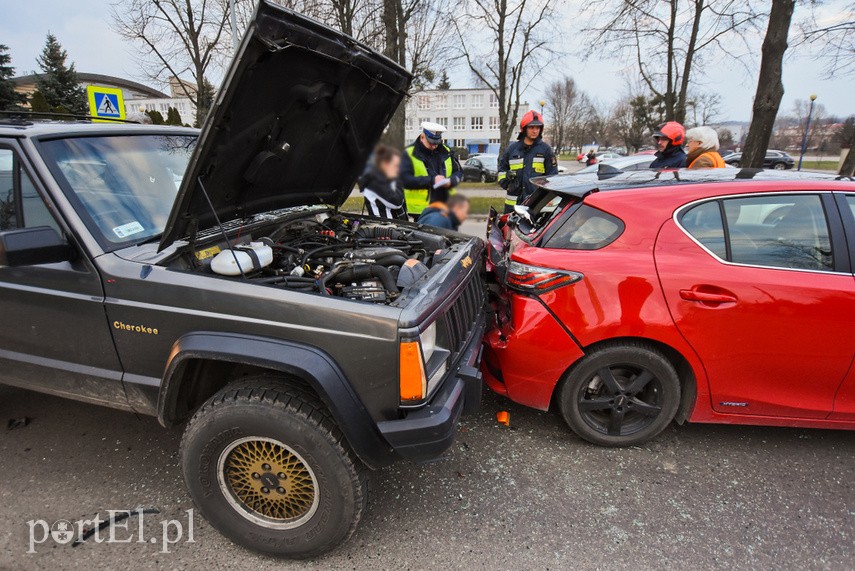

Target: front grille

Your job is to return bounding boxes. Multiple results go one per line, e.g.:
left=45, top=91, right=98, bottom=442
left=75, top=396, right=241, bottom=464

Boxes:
left=442, top=273, right=486, bottom=358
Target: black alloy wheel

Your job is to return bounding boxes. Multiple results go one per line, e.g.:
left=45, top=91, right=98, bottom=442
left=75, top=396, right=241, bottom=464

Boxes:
left=558, top=344, right=680, bottom=446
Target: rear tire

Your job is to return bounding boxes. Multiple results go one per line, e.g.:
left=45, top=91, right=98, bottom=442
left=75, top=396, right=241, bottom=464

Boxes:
left=558, top=343, right=680, bottom=447
left=773, top=162, right=786, bottom=170
left=480, top=172, right=487, bottom=183
left=179, top=377, right=367, bottom=558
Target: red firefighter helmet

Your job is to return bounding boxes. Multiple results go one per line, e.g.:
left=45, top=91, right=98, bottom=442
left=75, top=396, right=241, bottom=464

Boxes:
left=520, top=110, right=545, bottom=131
left=652, top=121, right=685, bottom=146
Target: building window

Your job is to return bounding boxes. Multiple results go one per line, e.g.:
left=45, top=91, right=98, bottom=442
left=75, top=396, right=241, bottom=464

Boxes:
left=453, top=116, right=466, bottom=130
left=417, top=95, right=430, bottom=110
left=434, top=95, right=448, bottom=110
left=453, top=94, right=466, bottom=109
left=405, top=117, right=413, bottom=130
left=419, top=117, right=429, bottom=128
left=471, top=94, right=484, bottom=109
left=471, top=116, right=484, bottom=130
left=489, top=93, right=499, bottom=108
left=489, top=138, right=500, bottom=144
left=489, top=116, right=499, bottom=130
left=435, top=117, right=448, bottom=128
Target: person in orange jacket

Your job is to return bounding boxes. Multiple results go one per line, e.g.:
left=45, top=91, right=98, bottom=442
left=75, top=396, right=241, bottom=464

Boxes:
left=685, top=126, right=726, bottom=169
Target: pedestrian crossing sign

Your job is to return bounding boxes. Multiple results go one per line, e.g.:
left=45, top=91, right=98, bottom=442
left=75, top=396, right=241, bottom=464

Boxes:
left=86, top=86, right=126, bottom=122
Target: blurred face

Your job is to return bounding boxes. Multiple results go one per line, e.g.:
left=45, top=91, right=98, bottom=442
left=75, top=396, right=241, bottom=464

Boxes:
left=654, top=136, right=669, bottom=152
left=380, top=154, right=401, bottom=180
left=451, top=201, right=470, bottom=223
left=525, top=125, right=542, bottom=140
left=687, top=139, right=702, bottom=153
left=420, top=133, right=439, bottom=150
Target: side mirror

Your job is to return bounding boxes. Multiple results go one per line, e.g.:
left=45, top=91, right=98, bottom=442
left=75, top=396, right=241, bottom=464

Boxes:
left=0, top=226, right=73, bottom=267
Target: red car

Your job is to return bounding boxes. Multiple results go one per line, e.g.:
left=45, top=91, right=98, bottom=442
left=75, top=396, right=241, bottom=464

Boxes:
left=483, top=169, right=855, bottom=446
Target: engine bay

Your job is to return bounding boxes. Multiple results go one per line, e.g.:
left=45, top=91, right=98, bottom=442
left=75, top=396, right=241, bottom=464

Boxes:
left=181, top=212, right=460, bottom=304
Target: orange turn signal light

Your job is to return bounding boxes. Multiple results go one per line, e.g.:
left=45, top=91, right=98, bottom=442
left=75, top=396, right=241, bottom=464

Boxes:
left=399, top=341, right=427, bottom=402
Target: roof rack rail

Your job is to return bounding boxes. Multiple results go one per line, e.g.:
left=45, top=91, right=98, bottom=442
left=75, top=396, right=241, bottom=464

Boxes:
left=0, top=110, right=140, bottom=124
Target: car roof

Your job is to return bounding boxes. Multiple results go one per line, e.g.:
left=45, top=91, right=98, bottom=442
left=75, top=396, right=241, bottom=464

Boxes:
left=0, top=120, right=199, bottom=138
left=538, top=168, right=855, bottom=199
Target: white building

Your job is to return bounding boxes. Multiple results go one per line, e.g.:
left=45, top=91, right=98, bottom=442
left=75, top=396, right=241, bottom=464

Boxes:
left=125, top=77, right=197, bottom=126
left=404, top=88, right=529, bottom=155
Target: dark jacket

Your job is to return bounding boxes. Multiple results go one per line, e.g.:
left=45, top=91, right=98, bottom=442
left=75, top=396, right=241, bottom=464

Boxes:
left=650, top=144, right=687, bottom=169
left=498, top=136, right=558, bottom=213
left=359, top=165, right=407, bottom=220
left=418, top=202, right=460, bottom=231
left=400, top=137, right=462, bottom=216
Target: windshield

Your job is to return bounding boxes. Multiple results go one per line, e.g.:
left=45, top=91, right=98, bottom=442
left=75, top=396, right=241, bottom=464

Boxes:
left=480, top=155, right=498, bottom=169
left=38, top=134, right=196, bottom=249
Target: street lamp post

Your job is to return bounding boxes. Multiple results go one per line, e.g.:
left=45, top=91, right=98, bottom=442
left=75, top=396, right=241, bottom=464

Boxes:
left=538, top=99, right=545, bottom=116
left=797, top=94, right=817, bottom=171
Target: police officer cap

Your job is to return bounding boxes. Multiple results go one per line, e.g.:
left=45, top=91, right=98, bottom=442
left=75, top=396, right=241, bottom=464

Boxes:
left=421, top=121, right=446, bottom=144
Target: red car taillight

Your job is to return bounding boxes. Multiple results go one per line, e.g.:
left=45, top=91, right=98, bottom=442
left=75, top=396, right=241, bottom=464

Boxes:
left=506, top=261, right=583, bottom=293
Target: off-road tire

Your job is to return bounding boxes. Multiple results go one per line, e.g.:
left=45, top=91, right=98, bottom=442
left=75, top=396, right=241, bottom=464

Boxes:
left=179, top=377, right=368, bottom=558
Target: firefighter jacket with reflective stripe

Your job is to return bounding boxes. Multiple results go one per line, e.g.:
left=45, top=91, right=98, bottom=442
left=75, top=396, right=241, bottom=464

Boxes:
left=400, top=138, right=462, bottom=215
left=498, top=138, right=558, bottom=213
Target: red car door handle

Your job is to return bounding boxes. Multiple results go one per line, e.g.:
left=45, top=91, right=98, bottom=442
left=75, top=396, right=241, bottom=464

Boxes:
left=679, top=289, right=738, bottom=303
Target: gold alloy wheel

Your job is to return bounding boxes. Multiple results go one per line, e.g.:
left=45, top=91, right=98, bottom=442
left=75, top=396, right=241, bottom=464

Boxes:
left=217, top=437, right=319, bottom=529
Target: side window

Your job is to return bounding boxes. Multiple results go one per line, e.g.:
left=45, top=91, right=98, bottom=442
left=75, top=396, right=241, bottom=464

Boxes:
left=0, top=147, right=61, bottom=234
left=723, top=194, right=832, bottom=271
left=846, top=195, right=855, bottom=221
left=544, top=204, right=624, bottom=250
left=0, top=149, right=17, bottom=231
left=680, top=201, right=727, bottom=259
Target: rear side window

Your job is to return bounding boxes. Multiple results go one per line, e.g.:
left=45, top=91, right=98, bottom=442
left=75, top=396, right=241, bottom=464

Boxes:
left=544, top=204, right=624, bottom=250
left=680, top=194, right=834, bottom=271
left=680, top=201, right=726, bottom=258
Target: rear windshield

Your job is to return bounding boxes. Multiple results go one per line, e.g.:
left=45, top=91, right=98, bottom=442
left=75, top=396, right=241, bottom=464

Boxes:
left=38, top=134, right=196, bottom=250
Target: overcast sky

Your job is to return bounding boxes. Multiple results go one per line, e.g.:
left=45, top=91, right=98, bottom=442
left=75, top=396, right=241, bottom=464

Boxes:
left=3, top=0, right=853, bottom=123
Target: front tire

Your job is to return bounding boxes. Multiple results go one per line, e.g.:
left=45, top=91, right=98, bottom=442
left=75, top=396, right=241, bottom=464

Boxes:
left=179, top=378, right=367, bottom=558
left=558, top=344, right=680, bottom=447
left=480, top=172, right=487, bottom=183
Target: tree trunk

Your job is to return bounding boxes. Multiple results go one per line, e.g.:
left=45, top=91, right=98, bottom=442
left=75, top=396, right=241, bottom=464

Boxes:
left=664, top=0, right=678, bottom=120
left=676, top=0, right=704, bottom=124
left=840, top=147, right=855, bottom=176
left=379, top=0, right=405, bottom=148
left=741, top=0, right=795, bottom=168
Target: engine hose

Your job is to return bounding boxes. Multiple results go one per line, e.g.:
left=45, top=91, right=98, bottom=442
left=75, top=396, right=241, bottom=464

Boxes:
left=256, top=276, right=317, bottom=285
left=301, top=243, right=353, bottom=266
left=319, top=264, right=398, bottom=296
left=372, top=254, right=408, bottom=267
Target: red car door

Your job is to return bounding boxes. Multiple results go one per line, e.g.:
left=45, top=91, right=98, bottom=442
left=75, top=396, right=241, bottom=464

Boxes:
left=655, top=192, right=855, bottom=419
left=829, top=193, right=855, bottom=420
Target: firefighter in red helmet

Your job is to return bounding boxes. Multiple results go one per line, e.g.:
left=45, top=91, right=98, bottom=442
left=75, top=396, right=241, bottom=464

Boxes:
left=649, top=121, right=687, bottom=168
left=498, top=110, right=558, bottom=213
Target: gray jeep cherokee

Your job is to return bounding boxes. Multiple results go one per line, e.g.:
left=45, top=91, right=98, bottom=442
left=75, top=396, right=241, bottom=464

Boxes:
left=0, top=2, right=485, bottom=558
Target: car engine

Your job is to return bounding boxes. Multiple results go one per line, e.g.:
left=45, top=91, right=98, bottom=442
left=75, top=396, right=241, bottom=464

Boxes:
left=194, top=213, right=453, bottom=304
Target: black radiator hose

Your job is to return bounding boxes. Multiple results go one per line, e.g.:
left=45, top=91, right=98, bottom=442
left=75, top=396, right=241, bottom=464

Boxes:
left=319, top=264, right=398, bottom=296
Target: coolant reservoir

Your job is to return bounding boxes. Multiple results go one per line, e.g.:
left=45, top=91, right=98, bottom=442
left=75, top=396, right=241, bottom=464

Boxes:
left=210, top=242, right=273, bottom=276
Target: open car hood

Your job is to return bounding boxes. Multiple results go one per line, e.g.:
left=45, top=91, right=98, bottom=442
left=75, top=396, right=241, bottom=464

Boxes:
left=159, top=1, right=411, bottom=250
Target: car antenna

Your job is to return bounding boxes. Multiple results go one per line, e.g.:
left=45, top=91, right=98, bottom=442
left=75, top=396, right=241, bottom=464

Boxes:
left=197, top=176, right=248, bottom=281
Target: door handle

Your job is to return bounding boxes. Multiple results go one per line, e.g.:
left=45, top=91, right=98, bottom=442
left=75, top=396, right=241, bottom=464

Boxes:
left=679, top=289, right=738, bottom=303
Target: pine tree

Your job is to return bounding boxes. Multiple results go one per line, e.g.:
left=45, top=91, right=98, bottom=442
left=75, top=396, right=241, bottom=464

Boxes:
left=35, top=33, right=87, bottom=115
left=437, top=70, right=451, bottom=90
left=0, top=45, right=27, bottom=111
left=146, top=110, right=165, bottom=125
left=29, top=90, right=51, bottom=112
left=194, top=78, right=216, bottom=127
left=166, top=106, right=182, bottom=125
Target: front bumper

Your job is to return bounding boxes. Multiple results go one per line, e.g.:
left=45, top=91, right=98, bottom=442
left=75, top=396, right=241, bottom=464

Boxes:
left=377, top=315, right=485, bottom=462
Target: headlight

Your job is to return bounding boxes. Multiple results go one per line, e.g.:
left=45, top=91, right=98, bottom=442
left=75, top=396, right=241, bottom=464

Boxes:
left=420, top=322, right=437, bottom=363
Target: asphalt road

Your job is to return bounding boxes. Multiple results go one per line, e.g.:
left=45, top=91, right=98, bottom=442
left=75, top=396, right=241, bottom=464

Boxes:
left=1, top=382, right=854, bottom=570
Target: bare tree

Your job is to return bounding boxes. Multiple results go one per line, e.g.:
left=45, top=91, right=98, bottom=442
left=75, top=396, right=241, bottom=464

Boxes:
left=685, top=91, right=721, bottom=126
left=587, top=0, right=758, bottom=124
left=741, top=0, right=795, bottom=168
left=800, top=1, right=855, bottom=76
left=453, top=0, right=557, bottom=155
left=544, top=76, right=583, bottom=153
left=111, top=0, right=234, bottom=126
